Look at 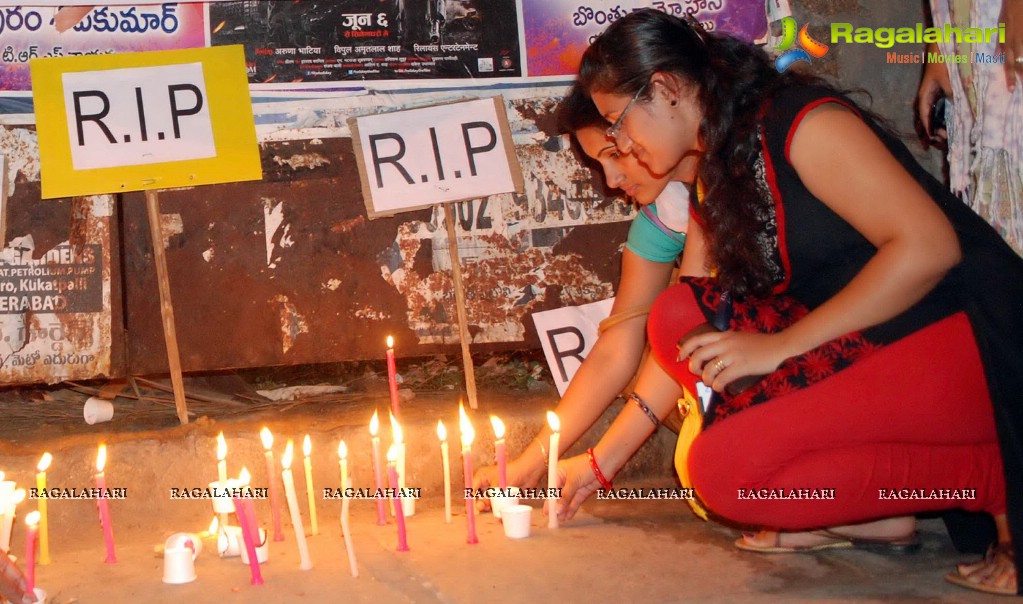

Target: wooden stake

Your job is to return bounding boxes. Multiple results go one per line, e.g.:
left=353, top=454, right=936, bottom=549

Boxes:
left=443, top=203, right=479, bottom=409
left=144, top=190, right=189, bottom=425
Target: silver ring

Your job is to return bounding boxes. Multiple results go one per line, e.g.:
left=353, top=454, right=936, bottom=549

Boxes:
left=711, top=359, right=727, bottom=374
left=1016, top=55, right=1023, bottom=65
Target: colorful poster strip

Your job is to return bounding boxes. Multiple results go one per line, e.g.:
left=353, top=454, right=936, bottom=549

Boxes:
left=522, top=0, right=769, bottom=77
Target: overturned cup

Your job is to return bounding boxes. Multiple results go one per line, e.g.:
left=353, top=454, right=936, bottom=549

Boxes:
left=239, top=527, right=269, bottom=565
left=217, top=525, right=244, bottom=558
left=83, top=397, right=114, bottom=424
left=163, top=546, right=197, bottom=584
left=164, top=532, right=202, bottom=560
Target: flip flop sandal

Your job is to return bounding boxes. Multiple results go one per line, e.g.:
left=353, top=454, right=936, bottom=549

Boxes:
left=733, top=532, right=855, bottom=554
left=815, top=529, right=922, bottom=554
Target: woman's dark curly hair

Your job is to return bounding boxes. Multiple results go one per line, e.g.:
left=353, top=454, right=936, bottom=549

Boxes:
left=578, top=9, right=829, bottom=297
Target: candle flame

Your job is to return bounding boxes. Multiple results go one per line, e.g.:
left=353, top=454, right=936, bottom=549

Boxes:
left=208, top=516, right=219, bottom=534
left=490, top=416, right=506, bottom=439
left=436, top=420, right=447, bottom=441
left=386, top=335, right=394, bottom=349
left=459, top=402, right=475, bottom=447
left=96, top=444, right=107, bottom=472
left=12, top=489, right=25, bottom=505
left=303, top=434, right=312, bottom=457
left=282, top=440, right=294, bottom=469
left=25, top=510, right=40, bottom=526
left=547, top=411, right=560, bottom=433
left=386, top=443, right=398, bottom=462
left=260, top=427, right=273, bottom=450
left=37, top=452, right=52, bottom=472
left=337, top=440, right=347, bottom=459
left=390, top=412, right=403, bottom=445
left=369, top=410, right=380, bottom=436
left=217, top=432, right=227, bottom=461
left=238, top=467, right=251, bottom=485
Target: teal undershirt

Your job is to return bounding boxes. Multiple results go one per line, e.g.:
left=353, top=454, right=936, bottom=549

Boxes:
left=625, top=205, right=687, bottom=263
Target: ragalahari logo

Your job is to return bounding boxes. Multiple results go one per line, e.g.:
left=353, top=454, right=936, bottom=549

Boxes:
left=775, top=17, right=829, bottom=72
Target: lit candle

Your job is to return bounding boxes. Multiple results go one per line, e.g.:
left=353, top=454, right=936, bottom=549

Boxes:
left=337, top=441, right=358, bottom=578
left=302, top=435, right=318, bottom=536
left=24, top=510, right=39, bottom=594
left=547, top=412, right=560, bottom=529
left=233, top=468, right=264, bottom=586
left=459, top=403, right=479, bottom=544
left=437, top=421, right=452, bottom=524
left=0, top=486, right=24, bottom=553
left=260, top=427, right=285, bottom=542
left=35, top=452, right=51, bottom=565
left=390, top=412, right=412, bottom=517
left=281, top=440, right=313, bottom=570
left=216, top=433, right=229, bottom=530
left=369, top=411, right=387, bottom=526
left=386, top=336, right=401, bottom=421
left=491, top=416, right=507, bottom=490
left=386, top=445, right=409, bottom=552
left=95, top=444, right=117, bottom=562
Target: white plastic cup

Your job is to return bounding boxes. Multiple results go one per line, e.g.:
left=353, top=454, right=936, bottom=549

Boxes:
left=217, top=525, right=243, bottom=558
left=239, top=527, right=269, bottom=565
left=162, top=546, right=197, bottom=584
left=210, top=480, right=237, bottom=515
left=402, top=496, right=416, bottom=517
left=83, top=397, right=114, bottom=424
left=502, top=504, right=532, bottom=539
left=489, top=486, right=520, bottom=519
left=32, top=588, right=46, bottom=602
left=164, top=533, right=201, bottom=560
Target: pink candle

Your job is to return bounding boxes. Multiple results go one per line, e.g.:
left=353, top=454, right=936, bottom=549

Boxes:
left=24, top=511, right=39, bottom=593
left=232, top=471, right=264, bottom=586
left=369, top=411, right=387, bottom=525
left=94, top=445, right=117, bottom=563
left=459, top=404, right=479, bottom=544
left=386, top=446, right=409, bottom=552
left=386, top=336, right=401, bottom=421
left=260, top=428, right=285, bottom=542
left=491, top=416, right=507, bottom=490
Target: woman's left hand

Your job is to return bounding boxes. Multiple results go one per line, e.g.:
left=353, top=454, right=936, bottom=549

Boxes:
left=677, top=329, right=787, bottom=393
left=552, top=453, right=601, bottom=522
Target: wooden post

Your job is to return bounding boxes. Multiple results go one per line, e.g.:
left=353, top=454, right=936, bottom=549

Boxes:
left=443, top=203, right=479, bottom=409
left=144, top=190, right=190, bottom=424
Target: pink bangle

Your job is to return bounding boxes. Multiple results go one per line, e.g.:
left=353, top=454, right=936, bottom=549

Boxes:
left=586, top=448, right=614, bottom=491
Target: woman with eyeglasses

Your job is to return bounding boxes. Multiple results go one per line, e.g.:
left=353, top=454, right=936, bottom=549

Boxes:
left=472, top=85, right=698, bottom=501
left=554, top=9, right=1022, bottom=596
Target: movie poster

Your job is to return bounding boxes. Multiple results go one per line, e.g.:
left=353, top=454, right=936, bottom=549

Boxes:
left=208, top=0, right=522, bottom=83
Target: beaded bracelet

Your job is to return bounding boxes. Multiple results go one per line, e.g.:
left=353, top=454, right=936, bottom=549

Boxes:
left=586, top=447, right=614, bottom=491
left=628, top=392, right=660, bottom=429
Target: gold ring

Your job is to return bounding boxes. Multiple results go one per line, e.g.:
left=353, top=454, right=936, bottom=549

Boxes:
left=712, top=359, right=727, bottom=374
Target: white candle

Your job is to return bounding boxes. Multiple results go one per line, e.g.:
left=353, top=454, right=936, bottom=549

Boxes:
left=437, top=420, right=452, bottom=524
left=216, top=433, right=229, bottom=530
left=390, top=412, right=413, bottom=517
left=337, top=441, right=358, bottom=578
left=0, top=482, right=24, bottom=553
left=490, top=416, right=507, bottom=490
left=303, top=435, right=318, bottom=536
left=36, top=453, right=52, bottom=565
left=547, top=411, right=560, bottom=529
left=369, top=411, right=387, bottom=525
left=281, top=441, right=312, bottom=570
left=260, top=427, right=285, bottom=542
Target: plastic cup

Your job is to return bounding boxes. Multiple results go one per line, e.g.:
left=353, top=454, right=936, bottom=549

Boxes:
left=83, top=397, right=114, bottom=424
left=502, top=504, right=532, bottom=539
left=164, top=533, right=201, bottom=560
left=239, top=527, right=269, bottom=565
left=489, top=486, right=520, bottom=519
left=32, top=588, right=46, bottom=602
left=162, top=546, right=197, bottom=584
left=217, top=525, right=243, bottom=558
left=210, top=480, right=237, bottom=515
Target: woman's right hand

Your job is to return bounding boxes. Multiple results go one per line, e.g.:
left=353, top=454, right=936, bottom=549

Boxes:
left=472, top=454, right=545, bottom=511
left=0, top=550, right=35, bottom=604
left=553, top=453, right=602, bottom=522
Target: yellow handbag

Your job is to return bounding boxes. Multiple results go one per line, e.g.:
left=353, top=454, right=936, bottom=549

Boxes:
left=675, top=386, right=711, bottom=520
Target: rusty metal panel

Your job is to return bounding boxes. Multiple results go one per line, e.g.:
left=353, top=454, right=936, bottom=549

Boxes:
left=0, top=126, right=125, bottom=384
left=123, top=94, right=634, bottom=374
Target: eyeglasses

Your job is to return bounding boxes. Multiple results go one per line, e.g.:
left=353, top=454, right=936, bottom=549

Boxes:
left=606, top=81, right=648, bottom=141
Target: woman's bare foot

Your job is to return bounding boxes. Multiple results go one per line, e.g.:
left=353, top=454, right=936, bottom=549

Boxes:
left=736, top=516, right=918, bottom=552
